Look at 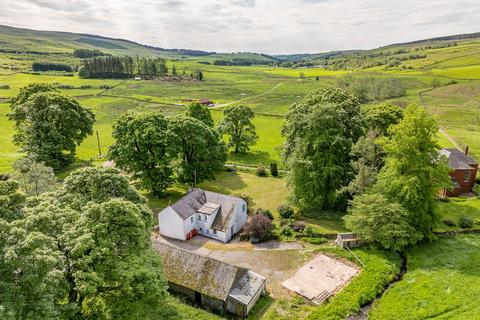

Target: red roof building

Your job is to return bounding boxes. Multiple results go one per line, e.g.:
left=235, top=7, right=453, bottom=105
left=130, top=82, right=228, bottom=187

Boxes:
left=440, top=147, right=478, bottom=196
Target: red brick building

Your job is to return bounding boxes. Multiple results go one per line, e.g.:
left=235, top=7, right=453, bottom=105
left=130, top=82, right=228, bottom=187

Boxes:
left=440, top=148, right=478, bottom=197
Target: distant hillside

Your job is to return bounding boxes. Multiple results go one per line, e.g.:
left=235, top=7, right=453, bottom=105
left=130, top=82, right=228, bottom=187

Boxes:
left=275, top=32, right=480, bottom=68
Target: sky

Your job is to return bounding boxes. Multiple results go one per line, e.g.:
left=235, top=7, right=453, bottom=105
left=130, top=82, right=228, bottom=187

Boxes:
left=0, top=0, right=480, bottom=54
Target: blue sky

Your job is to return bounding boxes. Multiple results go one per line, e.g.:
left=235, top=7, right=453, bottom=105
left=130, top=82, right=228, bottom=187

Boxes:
left=1, top=0, right=479, bottom=54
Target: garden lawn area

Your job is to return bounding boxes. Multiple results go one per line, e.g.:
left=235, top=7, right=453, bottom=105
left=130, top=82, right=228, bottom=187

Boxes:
left=369, top=234, right=480, bottom=319
left=148, top=171, right=287, bottom=215
left=434, top=197, right=480, bottom=231
left=148, top=170, right=347, bottom=234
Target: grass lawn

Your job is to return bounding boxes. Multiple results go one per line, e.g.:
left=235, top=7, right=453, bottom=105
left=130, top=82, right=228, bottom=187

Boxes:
left=369, top=234, right=480, bottom=319
left=308, top=247, right=402, bottom=320
left=434, top=197, right=480, bottom=231
left=148, top=171, right=288, bottom=215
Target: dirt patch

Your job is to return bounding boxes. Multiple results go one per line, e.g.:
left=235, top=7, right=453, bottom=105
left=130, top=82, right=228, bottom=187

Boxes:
left=281, top=254, right=359, bottom=304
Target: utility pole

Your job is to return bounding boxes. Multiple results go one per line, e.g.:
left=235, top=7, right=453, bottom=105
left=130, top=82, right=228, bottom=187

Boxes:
left=96, top=130, right=102, bottom=157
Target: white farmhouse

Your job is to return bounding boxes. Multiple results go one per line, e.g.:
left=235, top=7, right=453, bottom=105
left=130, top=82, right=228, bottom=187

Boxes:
left=158, top=188, right=247, bottom=243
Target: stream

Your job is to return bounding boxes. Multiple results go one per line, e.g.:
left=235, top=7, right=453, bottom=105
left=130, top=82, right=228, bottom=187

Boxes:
left=346, top=252, right=407, bottom=320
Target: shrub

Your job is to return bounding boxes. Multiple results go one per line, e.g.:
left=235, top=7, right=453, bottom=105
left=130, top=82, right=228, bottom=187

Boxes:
left=304, top=226, right=319, bottom=238
left=256, top=165, right=267, bottom=177
left=253, top=208, right=274, bottom=221
left=280, top=218, right=294, bottom=227
left=280, top=225, right=293, bottom=237
left=302, top=237, right=327, bottom=245
left=292, top=221, right=306, bottom=232
left=270, top=163, right=278, bottom=177
left=278, top=204, right=294, bottom=219
left=245, top=214, right=274, bottom=242
left=0, top=84, right=10, bottom=89
left=442, top=219, right=456, bottom=227
left=459, top=216, right=474, bottom=229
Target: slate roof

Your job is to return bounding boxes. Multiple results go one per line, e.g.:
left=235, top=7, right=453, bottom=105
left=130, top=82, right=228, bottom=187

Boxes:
left=440, top=148, right=477, bottom=170
left=152, top=241, right=245, bottom=301
left=228, top=270, right=266, bottom=306
left=169, top=189, right=242, bottom=231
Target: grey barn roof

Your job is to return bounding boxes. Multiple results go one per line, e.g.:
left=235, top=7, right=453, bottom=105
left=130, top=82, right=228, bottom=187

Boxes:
left=152, top=240, right=245, bottom=301
left=169, top=188, right=242, bottom=231
left=440, top=148, right=477, bottom=170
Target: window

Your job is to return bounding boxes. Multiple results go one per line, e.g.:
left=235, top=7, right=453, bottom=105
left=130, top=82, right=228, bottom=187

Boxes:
left=464, top=171, right=471, bottom=183
left=204, top=215, right=207, bottom=221
left=197, top=215, right=201, bottom=221
left=206, top=229, right=209, bottom=234
left=242, top=204, right=246, bottom=212
left=199, top=227, right=202, bottom=232
left=190, top=216, right=193, bottom=223
left=213, top=229, right=217, bottom=235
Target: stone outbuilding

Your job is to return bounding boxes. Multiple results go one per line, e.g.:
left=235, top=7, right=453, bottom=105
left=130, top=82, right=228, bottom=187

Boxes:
left=152, top=241, right=266, bottom=317
left=335, top=233, right=360, bottom=249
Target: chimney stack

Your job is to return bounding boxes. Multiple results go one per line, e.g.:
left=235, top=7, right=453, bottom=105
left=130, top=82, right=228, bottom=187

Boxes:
left=465, top=145, right=469, bottom=155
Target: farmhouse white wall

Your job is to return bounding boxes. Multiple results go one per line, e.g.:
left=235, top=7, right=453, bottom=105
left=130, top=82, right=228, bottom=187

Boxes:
left=158, top=207, right=186, bottom=240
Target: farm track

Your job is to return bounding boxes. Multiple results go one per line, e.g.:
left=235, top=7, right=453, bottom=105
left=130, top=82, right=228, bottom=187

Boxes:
left=212, top=82, right=284, bottom=108
left=418, top=87, right=463, bottom=149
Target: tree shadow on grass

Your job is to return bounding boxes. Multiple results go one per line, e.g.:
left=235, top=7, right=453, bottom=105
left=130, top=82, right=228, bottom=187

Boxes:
left=228, top=150, right=276, bottom=167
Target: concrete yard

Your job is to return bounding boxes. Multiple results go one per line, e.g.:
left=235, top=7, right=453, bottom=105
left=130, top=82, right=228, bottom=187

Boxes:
left=281, top=254, right=359, bottom=304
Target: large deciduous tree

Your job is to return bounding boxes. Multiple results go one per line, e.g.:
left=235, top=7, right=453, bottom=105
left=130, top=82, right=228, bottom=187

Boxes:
left=282, top=87, right=364, bottom=210
left=345, top=105, right=450, bottom=251
left=9, top=85, right=95, bottom=169
left=12, top=157, right=56, bottom=196
left=345, top=193, right=418, bottom=252
left=374, top=105, right=450, bottom=241
left=169, top=116, right=227, bottom=186
left=108, top=111, right=177, bottom=195
left=0, top=167, right=168, bottom=319
left=360, top=103, right=403, bottom=135
left=218, top=105, right=258, bottom=153
left=185, top=103, right=214, bottom=127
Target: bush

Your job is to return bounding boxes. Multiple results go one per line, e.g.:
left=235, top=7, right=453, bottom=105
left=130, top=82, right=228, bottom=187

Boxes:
left=459, top=216, right=474, bottom=229
left=280, top=218, right=294, bottom=227
left=278, top=204, right=294, bottom=219
left=304, top=226, right=319, bottom=238
left=0, top=84, right=10, bottom=89
left=442, top=219, right=456, bottom=227
left=270, top=163, right=278, bottom=177
left=253, top=208, right=274, bottom=221
left=280, top=225, right=293, bottom=237
left=245, top=214, right=274, bottom=242
left=292, top=221, right=306, bottom=232
left=256, top=165, right=267, bottom=177
left=302, top=237, right=327, bottom=245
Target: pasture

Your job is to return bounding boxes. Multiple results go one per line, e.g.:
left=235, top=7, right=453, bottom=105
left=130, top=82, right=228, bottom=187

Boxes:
left=369, top=234, right=480, bottom=319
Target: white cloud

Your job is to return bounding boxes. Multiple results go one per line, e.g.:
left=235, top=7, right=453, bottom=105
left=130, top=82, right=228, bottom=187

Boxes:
left=0, top=0, right=479, bottom=54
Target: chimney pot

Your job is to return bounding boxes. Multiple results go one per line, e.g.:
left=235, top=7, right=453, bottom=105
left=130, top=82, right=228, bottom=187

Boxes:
left=465, top=146, right=469, bottom=155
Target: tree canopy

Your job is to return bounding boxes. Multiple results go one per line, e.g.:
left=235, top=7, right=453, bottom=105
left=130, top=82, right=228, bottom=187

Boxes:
left=9, top=85, right=95, bottom=169
left=108, top=111, right=177, bottom=195
left=282, top=87, right=363, bottom=210
left=361, top=103, right=403, bottom=135
left=185, top=102, right=214, bottom=127
left=218, top=105, right=258, bottom=153
left=169, top=116, right=227, bottom=186
left=345, top=105, right=450, bottom=250
left=12, top=157, right=56, bottom=196
left=0, top=167, right=168, bottom=319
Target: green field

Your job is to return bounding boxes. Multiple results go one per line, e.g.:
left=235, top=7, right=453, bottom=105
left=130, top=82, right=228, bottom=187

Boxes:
left=370, top=234, right=480, bottom=319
